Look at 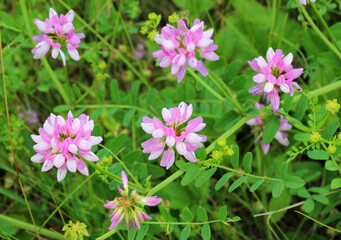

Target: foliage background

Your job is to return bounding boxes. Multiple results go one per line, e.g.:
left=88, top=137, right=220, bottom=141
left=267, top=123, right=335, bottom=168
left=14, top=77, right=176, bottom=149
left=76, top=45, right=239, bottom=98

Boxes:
left=0, top=0, right=341, bottom=239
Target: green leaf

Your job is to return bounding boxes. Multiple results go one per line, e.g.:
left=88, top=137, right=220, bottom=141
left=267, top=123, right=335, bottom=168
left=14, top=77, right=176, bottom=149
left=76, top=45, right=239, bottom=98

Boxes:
left=294, top=133, right=310, bottom=141
left=311, top=195, right=329, bottom=205
left=123, top=109, right=136, bottom=127
left=308, top=187, right=329, bottom=194
left=322, top=121, right=340, bottom=140
left=331, top=178, right=341, bottom=189
left=136, top=225, right=149, bottom=240
left=201, top=224, right=211, bottom=240
left=196, top=146, right=207, bottom=161
left=128, top=227, right=137, bottom=240
left=53, top=105, right=74, bottom=112
left=223, top=60, right=242, bottom=79
left=195, top=168, right=217, bottom=188
left=181, top=207, right=193, bottom=222
left=214, top=111, right=240, bottom=132
left=304, top=198, right=315, bottom=213
left=215, top=172, right=234, bottom=191
left=279, top=162, right=287, bottom=179
left=307, top=150, right=329, bottom=160
left=272, top=182, right=284, bottom=198
left=231, top=145, right=239, bottom=169
left=130, top=81, right=141, bottom=105
left=283, top=93, right=293, bottom=112
left=197, top=207, right=208, bottom=221
left=228, top=176, right=248, bottom=193
left=110, top=79, right=119, bottom=103
left=294, top=95, right=308, bottom=120
left=181, top=165, right=201, bottom=186
left=250, top=179, right=264, bottom=192
left=0, top=220, right=15, bottom=235
left=180, top=226, right=191, bottom=240
left=325, top=160, right=338, bottom=171
left=123, top=150, right=142, bottom=164
left=262, top=116, right=280, bottom=144
left=218, top=206, right=228, bottom=220
left=242, top=152, right=252, bottom=173
left=284, top=176, right=305, bottom=189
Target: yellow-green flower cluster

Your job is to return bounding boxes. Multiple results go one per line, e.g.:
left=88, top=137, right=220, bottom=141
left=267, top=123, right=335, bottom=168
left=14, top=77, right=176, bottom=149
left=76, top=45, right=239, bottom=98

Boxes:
left=328, top=145, right=337, bottom=154
left=140, top=13, right=162, bottom=41
left=63, top=221, right=89, bottom=240
left=168, top=12, right=180, bottom=23
left=326, top=99, right=340, bottom=114
left=309, top=131, right=321, bottom=143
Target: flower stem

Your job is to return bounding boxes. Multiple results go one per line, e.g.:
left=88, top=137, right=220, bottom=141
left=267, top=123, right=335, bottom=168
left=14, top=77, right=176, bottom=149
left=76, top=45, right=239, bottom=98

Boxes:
left=0, top=214, right=65, bottom=240
left=298, top=3, right=341, bottom=59
left=217, top=165, right=283, bottom=182
left=147, top=170, right=184, bottom=196
left=206, top=116, right=253, bottom=154
left=143, top=219, right=225, bottom=225
left=82, top=158, right=145, bottom=193
left=187, top=68, right=224, bottom=101
left=321, top=142, right=341, bottom=176
left=207, top=74, right=244, bottom=114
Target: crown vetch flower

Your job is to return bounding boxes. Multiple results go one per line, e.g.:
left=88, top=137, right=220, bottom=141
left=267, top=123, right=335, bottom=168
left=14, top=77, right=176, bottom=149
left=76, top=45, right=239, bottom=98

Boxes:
left=248, top=47, right=303, bottom=112
left=141, top=102, right=206, bottom=169
left=31, top=111, right=102, bottom=182
left=32, top=8, right=85, bottom=65
left=246, top=103, right=292, bottom=154
left=153, top=18, right=219, bottom=83
left=104, top=171, right=161, bottom=230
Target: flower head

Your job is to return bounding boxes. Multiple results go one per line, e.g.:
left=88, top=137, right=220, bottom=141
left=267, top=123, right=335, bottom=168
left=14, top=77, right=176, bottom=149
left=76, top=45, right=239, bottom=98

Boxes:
left=326, top=99, right=340, bottom=114
left=153, top=18, right=219, bottom=83
left=32, top=8, right=85, bottom=65
left=246, top=103, right=292, bottom=154
left=104, top=171, right=161, bottom=230
left=309, top=131, right=321, bottom=143
left=141, top=102, right=206, bottom=169
left=31, top=111, right=102, bottom=182
left=248, top=47, right=303, bottom=112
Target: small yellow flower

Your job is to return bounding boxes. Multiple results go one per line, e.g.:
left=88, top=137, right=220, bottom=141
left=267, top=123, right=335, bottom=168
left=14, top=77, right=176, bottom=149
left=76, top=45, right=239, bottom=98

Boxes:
left=328, top=145, right=337, bottom=154
left=148, top=13, right=158, bottom=20
left=211, top=150, right=223, bottom=160
left=168, top=12, right=180, bottom=23
left=148, top=29, right=159, bottom=41
left=326, top=99, right=340, bottom=114
left=140, top=25, right=148, bottom=34
left=63, top=221, right=89, bottom=240
left=223, top=146, right=234, bottom=156
left=217, top=139, right=227, bottom=147
left=309, top=131, right=321, bottom=143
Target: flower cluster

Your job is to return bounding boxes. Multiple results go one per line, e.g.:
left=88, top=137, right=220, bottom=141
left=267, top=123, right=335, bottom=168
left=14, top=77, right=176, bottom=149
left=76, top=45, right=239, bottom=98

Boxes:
left=153, top=18, right=219, bottom=83
left=248, top=47, right=303, bottom=112
left=32, top=8, right=84, bottom=65
left=19, top=110, right=39, bottom=124
left=104, top=171, right=161, bottom=230
left=31, top=111, right=102, bottom=181
left=141, top=102, right=207, bottom=169
left=246, top=103, right=292, bottom=154
left=299, top=0, right=316, bottom=5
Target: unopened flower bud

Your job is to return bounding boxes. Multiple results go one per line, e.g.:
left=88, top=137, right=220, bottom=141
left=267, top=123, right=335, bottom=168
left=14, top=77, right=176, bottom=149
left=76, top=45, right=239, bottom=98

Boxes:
left=326, top=99, right=340, bottom=114
left=328, top=145, right=337, bottom=154
left=309, top=131, right=321, bottom=143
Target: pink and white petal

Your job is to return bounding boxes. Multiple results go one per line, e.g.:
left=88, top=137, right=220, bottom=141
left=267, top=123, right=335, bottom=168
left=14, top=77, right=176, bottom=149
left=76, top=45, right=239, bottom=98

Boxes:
left=67, top=48, right=80, bottom=61
left=256, top=56, right=267, bottom=69
left=42, top=160, right=54, bottom=172
left=66, top=159, right=77, bottom=172
left=162, top=108, right=172, bottom=122
left=196, top=61, right=208, bottom=77
left=261, top=143, right=270, bottom=154
left=82, top=152, right=99, bottom=162
left=78, top=166, right=89, bottom=176
left=34, top=141, right=51, bottom=151
left=54, top=154, right=65, bottom=168
left=34, top=19, right=48, bottom=33
left=184, top=151, right=197, bottom=162
left=176, top=142, right=187, bottom=155
left=283, top=53, right=293, bottom=67
left=89, top=136, right=103, bottom=145
left=51, top=48, right=59, bottom=59
left=31, top=134, right=43, bottom=143
left=57, top=168, right=67, bottom=182
left=148, top=149, right=164, bottom=160
left=201, top=52, right=219, bottom=61
left=59, top=50, right=66, bottom=66
left=264, top=82, right=274, bottom=93
left=49, top=8, right=58, bottom=20
left=253, top=73, right=267, bottom=84
left=31, top=153, right=44, bottom=163
left=166, top=136, right=175, bottom=147
left=63, top=23, right=74, bottom=33
left=176, top=66, right=186, bottom=83
left=65, top=10, right=75, bottom=23
left=280, top=83, right=290, bottom=93
left=68, top=144, right=78, bottom=154
left=266, top=47, right=275, bottom=62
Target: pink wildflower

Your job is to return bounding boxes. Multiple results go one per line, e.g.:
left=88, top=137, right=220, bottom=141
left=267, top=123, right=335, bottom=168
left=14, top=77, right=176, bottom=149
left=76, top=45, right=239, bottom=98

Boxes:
left=141, top=102, right=206, bottom=169
left=153, top=18, right=219, bottom=83
left=246, top=103, right=292, bottom=154
left=104, top=171, right=161, bottom=230
left=32, top=8, right=85, bottom=65
left=31, top=111, right=102, bottom=182
left=248, top=47, right=303, bottom=112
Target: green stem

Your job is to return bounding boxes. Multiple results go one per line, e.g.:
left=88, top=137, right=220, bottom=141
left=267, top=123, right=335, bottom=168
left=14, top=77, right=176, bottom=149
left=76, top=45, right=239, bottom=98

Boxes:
left=187, top=68, right=224, bottom=101
left=147, top=170, right=184, bottom=196
left=74, top=104, right=154, bottom=115
left=96, top=228, right=119, bottom=240
left=42, top=58, right=71, bottom=104
left=277, top=109, right=311, bottom=132
left=0, top=214, right=65, bottom=240
left=58, top=0, right=152, bottom=90
left=310, top=3, right=341, bottom=52
left=32, top=174, right=95, bottom=239
left=207, top=74, right=244, bottom=114
left=206, top=116, right=253, bottom=154
left=298, top=3, right=341, bottom=59
left=308, top=79, right=341, bottom=98
left=217, top=165, right=283, bottom=182
left=144, top=219, right=225, bottom=225
left=321, top=142, right=341, bottom=176
left=83, top=159, right=145, bottom=193
left=98, top=144, right=144, bottom=191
